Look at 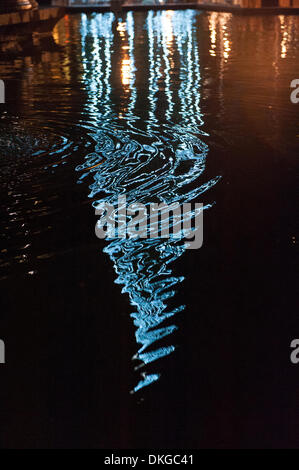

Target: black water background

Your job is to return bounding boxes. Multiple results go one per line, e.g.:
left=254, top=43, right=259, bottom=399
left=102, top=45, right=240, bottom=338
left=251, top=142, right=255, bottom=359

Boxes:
left=0, top=12, right=298, bottom=448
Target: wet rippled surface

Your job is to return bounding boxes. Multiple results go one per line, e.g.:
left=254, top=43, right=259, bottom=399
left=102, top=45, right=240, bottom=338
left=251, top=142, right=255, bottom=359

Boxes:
left=76, top=11, right=221, bottom=389
left=0, top=11, right=298, bottom=448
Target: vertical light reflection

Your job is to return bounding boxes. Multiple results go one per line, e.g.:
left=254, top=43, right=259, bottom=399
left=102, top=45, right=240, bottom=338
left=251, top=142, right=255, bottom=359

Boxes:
left=219, top=13, right=232, bottom=62
left=121, top=58, right=131, bottom=88
left=118, top=20, right=131, bottom=90
left=146, top=11, right=163, bottom=130
left=208, top=12, right=232, bottom=62
left=80, top=12, right=114, bottom=118
left=209, top=12, right=217, bottom=57
left=147, top=11, right=158, bottom=126
left=161, top=11, right=174, bottom=121
left=103, top=16, right=113, bottom=117
left=278, top=15, right=295, bottom=60
left=118, top=13, right=136, bottom=120
left=168, top=10, right=203, bottom=129
left=126, top=12, right=137, bottom=117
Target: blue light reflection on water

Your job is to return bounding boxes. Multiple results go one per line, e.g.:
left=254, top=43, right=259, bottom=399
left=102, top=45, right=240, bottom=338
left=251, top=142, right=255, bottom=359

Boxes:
left=75, top=10, right=220, bottom=392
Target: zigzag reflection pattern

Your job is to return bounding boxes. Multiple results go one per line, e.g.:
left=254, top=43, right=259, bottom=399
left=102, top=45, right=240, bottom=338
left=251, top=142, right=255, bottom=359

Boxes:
left=76, top=11, right=220, bottom=392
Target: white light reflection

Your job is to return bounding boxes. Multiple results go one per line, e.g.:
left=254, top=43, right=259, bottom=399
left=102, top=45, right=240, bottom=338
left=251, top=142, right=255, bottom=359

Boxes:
left=80, top=13, right=114, bottom=119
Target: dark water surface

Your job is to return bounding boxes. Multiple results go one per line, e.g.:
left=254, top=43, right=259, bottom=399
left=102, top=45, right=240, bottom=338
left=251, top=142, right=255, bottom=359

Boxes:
left=0, top=11, right=298, bottom=448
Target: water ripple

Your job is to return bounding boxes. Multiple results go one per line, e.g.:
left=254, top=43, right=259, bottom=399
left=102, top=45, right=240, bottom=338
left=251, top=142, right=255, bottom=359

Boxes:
left=75, top=10, right=221, bottom=392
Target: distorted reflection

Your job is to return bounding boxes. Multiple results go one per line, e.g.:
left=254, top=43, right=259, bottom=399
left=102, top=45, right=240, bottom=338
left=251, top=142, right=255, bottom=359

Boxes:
left=209, top=12, right=217, bottom=57
left=1, top=10, right=298, bottom=392
left=208, top=12, right=232, bottom=61
left=279, top=15, right=297, bottom=59
left=75, top=11, right=220, bottom=392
